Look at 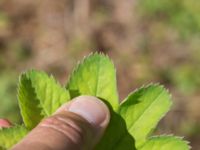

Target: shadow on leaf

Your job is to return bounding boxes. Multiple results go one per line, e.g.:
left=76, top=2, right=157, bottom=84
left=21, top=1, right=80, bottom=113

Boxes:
left=95, top=99, right=136, bottom=150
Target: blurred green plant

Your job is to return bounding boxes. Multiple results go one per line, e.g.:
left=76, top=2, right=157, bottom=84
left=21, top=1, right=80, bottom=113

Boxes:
left=0, top=72, right=21, bottom=123
left=0, top=11, right=9, bottom=29
left=171, top=65, right=200, bottom=94
left=139, top=0, right=200, bottom=37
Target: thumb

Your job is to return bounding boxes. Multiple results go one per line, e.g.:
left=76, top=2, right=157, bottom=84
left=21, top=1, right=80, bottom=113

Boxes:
left=12, top=96, right=110, bottom=150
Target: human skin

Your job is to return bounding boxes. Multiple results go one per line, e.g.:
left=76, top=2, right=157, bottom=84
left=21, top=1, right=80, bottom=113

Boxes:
left=0, top=96, right=110, bottom=150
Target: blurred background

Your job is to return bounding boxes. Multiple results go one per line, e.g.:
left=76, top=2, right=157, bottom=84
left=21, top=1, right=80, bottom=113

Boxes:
left=0, top=0, right=199, bottom=149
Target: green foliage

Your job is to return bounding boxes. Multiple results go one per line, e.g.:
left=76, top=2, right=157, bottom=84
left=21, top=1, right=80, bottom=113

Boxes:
left=119, top=85, right=172, bottom=148
left=95, top=108, right=136, bottom=150
left=18, top=70, right=70, bottom=129
left=0, top=125, right=28, bottom=149
left=66, top=53, right=119, bottom=111
left=0, top=53, right=190, bottom=149
left=139, top=136, right=190, bottom=150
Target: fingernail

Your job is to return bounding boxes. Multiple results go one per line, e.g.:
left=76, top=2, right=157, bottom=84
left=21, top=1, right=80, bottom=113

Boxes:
left=67, top=96, right=109, bottom=127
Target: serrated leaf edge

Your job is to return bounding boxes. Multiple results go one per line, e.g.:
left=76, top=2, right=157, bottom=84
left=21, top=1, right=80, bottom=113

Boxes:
left=146, top=135, right=191, bottom=149
left=17, top=70, right=46, bottom=115
left=0, top=125, right=28, bottom=149
left=66, top=52, right=114, bottom=88
left=119, top=83, right=172, bottom=106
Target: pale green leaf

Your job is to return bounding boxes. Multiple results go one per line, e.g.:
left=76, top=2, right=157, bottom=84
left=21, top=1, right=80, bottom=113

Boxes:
left=18, top=70, right=70, bottom=129
left=0, top=125, right=28, bottom=149
left=139, top=135, right=190, bottom=150
left=119, top=84, right=172, bottom=147
left=66, top=53, right=119, bottom=110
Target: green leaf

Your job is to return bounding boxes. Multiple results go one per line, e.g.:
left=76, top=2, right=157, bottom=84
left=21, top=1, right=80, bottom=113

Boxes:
left=139, top=135, right=190, bottom=150
left=0, top=125, right=28, bottom=149
left=119, top=84, right=172, bottom=148
left=66, top=53, right=119, bottom=110
left=95, top=106, right=136, bottom=150
left=1, top=54, right=190, bottom=150
left=18, top=70, right=70, bottom=129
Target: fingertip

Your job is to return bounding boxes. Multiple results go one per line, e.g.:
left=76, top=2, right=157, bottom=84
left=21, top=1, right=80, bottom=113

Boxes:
left=12, top=96, right=111, bottom=150
left=0, top=119, right=12, bottom=128
left=57, top=95, right=110, bottom=131
left=55, top=95, right=110, bottom=145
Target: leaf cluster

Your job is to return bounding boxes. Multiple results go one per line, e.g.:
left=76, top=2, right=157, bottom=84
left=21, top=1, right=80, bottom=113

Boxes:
left=0, top=53, right=190, bottom=150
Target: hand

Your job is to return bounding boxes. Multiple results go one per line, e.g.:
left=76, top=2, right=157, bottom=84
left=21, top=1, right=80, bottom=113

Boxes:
left=0, top=96, right=110, bottom=150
